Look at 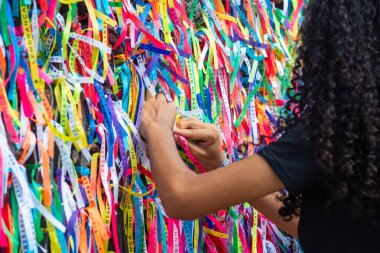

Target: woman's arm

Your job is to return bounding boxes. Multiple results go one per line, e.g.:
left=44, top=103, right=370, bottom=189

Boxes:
left=141, top=101, right=297, bottom=235
left=172, top=117, right=299, bottom=237
left=250, top=193, right=299, bottom=238
left=145, top=122, right=285, bottom=220
left=141, top=93, right=284, bottom=220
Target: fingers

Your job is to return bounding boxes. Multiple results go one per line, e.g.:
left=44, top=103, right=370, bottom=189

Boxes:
left=141, top=88, right=177, bottom=140
left=145, top=88, right=154, bottom=101
left=156, top=92, right=167, bottom=103
left=145, top=88, right=167, bottom=103
left=181, top=117, right=208, bottom=129
left=175, top=128, right=212, bottom=142
left=176, top=119, right=220, bottom=144
left=174, top=133, right=205, bottom=155
left=186, top=139, right=205, bottom=155
left=173, top=134, right=181, bottom=146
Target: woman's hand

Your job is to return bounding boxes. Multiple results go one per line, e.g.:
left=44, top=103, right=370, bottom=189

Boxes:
left=140, top=92, right=177, bottom=142
left=138, top=92, right=284, bottom=221
left=174, top=118, right=225, bottom=171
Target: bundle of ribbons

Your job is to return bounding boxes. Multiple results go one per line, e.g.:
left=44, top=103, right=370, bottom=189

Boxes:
left=0, top=0, right=306, bottom=252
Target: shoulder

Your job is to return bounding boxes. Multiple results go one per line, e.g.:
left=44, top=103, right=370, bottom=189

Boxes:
left=257, top=122, right=321, bottom=193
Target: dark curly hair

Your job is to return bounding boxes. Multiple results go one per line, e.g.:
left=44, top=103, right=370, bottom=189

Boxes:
left=277, top=0, right=380, bottom=221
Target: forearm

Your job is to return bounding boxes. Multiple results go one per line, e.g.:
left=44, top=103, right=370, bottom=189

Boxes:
left=146, top=125, right=195, bottom=215
left=145, top=125, right=284, bottom=220
left=250, top=193, right=299, bottom=238
left=141, top=94, right=287, bottom=221
left=141, top=95, right=280, bottom=219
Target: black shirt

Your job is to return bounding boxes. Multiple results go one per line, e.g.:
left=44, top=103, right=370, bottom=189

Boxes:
left=257, top=124, right=380, bottom=253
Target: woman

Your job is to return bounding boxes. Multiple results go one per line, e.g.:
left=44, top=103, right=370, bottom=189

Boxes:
left=140, top=0, right=380, bottom=252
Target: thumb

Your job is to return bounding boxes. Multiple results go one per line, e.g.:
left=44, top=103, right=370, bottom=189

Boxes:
left=185, top=139, right=205, bottom=156
left=174, top=133, right=204, bottom=155
left=173, top=134, right=182, bottom=146
left=145, top=87, right=154, bottom=101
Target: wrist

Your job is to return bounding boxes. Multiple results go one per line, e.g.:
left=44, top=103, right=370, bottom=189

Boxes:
left=219, top=150, right=227, bottom=166
left=221, top=155, right=229, bottom=167
left=207, top=151, right=227, bottom=170
left=145, top=123, right=172, bottom=142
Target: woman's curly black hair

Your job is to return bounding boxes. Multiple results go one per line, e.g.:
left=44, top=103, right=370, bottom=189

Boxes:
left=277, top=0, right=380, bottom=221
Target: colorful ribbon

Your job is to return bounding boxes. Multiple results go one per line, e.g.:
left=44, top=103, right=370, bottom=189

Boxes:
left=0, top=0, right=306, bottom=252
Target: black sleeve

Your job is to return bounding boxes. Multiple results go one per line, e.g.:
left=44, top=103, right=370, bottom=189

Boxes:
left=257, top=124, right=321, bottom=194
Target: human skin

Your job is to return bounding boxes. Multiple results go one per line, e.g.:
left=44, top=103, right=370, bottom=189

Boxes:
left=140, top=92, right=298, bottom=237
